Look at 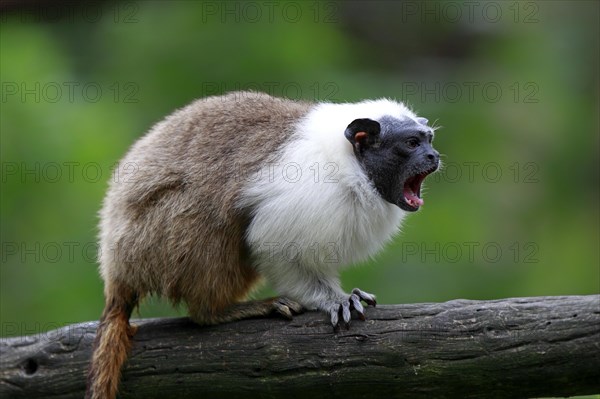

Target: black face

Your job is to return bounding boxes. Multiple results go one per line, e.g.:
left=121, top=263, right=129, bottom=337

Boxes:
left=344, top=116, right=439, bottom=212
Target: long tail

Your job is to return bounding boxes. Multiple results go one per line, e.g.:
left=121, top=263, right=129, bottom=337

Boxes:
left=85, top=283, right=138, bottom=399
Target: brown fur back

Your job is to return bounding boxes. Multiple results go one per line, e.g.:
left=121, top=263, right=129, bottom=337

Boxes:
left=88, top=92, right=313, bottom=399
left=98, top=91, right=312, bottom=320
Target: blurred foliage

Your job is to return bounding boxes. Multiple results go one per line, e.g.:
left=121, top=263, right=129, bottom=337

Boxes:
left=1, top=0, right=598, bottom=340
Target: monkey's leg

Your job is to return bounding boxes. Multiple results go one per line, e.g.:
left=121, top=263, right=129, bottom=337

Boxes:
left=190, top=297, right=304, bottom=325
left=258, top=264, right=377, bottom=330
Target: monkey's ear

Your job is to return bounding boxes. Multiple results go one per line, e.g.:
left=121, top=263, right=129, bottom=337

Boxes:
left=344, top=118, right=381, bottom=153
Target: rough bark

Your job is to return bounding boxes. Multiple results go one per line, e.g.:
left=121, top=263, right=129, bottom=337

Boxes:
left=1, top=295, right=599, bottom=399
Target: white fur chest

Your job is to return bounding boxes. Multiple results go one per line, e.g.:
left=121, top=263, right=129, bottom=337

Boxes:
left=239, top=100, right=412, bottom=271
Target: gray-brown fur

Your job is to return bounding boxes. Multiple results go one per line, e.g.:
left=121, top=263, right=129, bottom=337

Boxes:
left=100, top=91, right=312, bottom=322
left=87, top=92, right=312, bottom=398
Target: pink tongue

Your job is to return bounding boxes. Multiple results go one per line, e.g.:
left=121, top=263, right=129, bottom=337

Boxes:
left=404, top=187, right=424, bottom=207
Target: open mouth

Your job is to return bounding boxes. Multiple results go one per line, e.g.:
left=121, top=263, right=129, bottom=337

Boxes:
left=402, top=166, right=437, bottom=211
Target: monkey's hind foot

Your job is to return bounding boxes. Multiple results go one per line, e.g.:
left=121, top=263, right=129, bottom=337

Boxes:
left=195, top=297, right=304, bottom=325
left=328, top=288, right=377, bottom=331
left=271, top=297, right=304, bottom=320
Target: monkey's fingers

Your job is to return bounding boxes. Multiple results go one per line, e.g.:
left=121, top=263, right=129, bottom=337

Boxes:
left=349, top=293, right=366, bottom=321
left=352, top=288, right=377, bottom=307
left=329, top=305, right=348, bottom=331
left=341, top=300, right=351, bottom=329
left=328, top=301, right=352, bottom=331
left=329, top=305, right=340, bottom=330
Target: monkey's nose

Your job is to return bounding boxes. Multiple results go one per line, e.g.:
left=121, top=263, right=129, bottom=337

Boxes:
left=426, top=150, right=439, bottom=162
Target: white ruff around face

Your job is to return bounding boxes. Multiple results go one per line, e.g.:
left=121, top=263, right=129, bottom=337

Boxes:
left=241, top=99, right=418, bottom=275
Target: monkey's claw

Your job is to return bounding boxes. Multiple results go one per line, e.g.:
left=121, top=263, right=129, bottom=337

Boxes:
left=329, top=288, right=377, bottom=330
left=352, top=288, right=377, bottom=307
left=272, top=297, right=304, bottom=320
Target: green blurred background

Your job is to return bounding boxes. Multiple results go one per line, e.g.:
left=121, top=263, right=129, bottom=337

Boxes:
left=1, top=0, right=598, bottom=340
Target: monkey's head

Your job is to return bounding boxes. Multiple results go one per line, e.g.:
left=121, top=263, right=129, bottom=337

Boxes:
left=345, top=115, right=439, bottom=212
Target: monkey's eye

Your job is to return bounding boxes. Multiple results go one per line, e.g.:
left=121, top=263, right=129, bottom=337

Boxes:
left=406, top=138, right=420, bottom=149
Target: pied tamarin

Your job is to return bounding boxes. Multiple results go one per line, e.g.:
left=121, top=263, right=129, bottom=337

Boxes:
left=85, top=91, right=439, bottom=398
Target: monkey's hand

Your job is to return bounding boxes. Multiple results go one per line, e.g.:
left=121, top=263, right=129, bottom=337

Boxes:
left=326, top=288, right=377, bottom=330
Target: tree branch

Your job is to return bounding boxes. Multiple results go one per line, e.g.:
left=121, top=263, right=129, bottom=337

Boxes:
left=1, top=295, right=599, bottom=398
